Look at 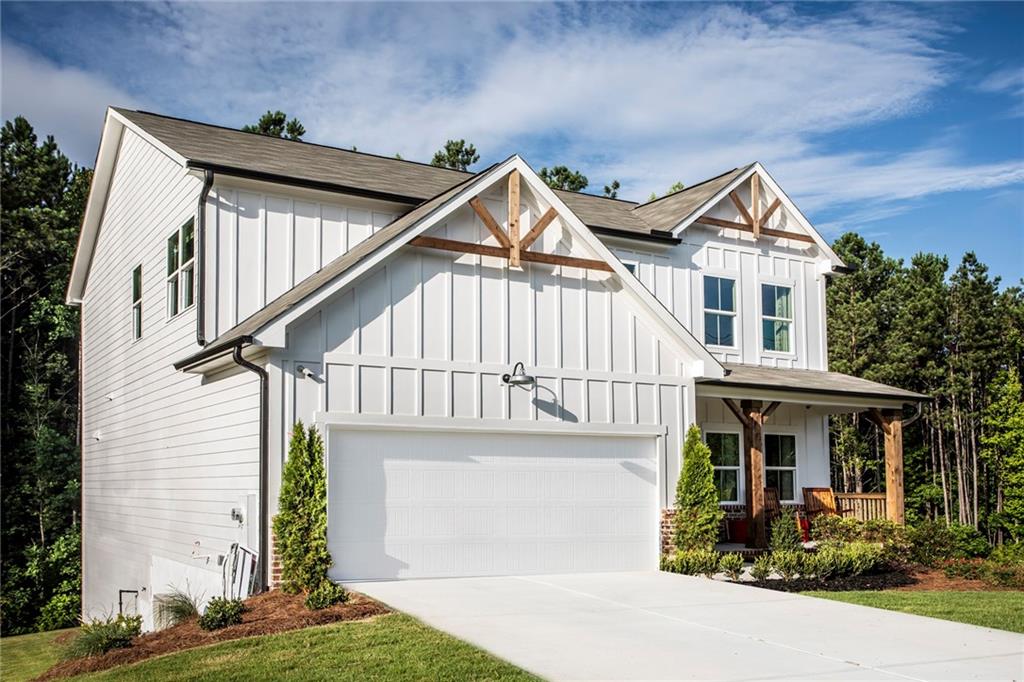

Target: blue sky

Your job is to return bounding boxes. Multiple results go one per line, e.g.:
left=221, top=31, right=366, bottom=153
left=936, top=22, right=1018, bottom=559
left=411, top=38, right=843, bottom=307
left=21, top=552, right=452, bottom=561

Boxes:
left=2, top=2, right=1021, bottom=283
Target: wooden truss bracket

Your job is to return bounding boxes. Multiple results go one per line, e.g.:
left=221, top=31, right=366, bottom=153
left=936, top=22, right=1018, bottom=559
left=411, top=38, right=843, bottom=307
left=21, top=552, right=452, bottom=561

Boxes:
left=409, top=170, right=613, bottom=273
left=697, top=175, right=812, bottom=244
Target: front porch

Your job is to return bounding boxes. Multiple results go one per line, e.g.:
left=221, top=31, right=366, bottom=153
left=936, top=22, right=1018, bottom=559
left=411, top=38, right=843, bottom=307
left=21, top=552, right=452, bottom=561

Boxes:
left=690, top=363, right=926, bottom=549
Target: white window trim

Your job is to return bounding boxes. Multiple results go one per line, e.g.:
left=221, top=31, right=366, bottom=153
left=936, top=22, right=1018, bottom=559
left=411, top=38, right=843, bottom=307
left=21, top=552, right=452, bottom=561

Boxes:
left=763, top=427, right=800, bottom=503
left=702, top=272, right=739, bottom=350
left=702, top=424, right=743, bottom=505
left=131, top=264, right=142, bottom=342
left=758, top=278, right=796, bottom=356
left=166, top=219, right=195, bottom=320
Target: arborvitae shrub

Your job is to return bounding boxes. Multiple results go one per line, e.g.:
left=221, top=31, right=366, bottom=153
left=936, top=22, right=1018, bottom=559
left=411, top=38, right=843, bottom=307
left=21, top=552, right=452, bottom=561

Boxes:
left=674, top=425, right=724, bottom=552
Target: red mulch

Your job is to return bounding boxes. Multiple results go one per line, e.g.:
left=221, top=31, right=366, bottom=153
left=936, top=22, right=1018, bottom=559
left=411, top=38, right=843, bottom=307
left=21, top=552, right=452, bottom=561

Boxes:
left=36, top=591, right=389, bottom=681
left=894, top=568, right=1020, bottom=592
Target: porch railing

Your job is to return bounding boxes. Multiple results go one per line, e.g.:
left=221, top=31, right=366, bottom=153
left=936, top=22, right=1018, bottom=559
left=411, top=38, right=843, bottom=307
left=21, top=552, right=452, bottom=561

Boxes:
left=835, top=492, right=887, bottom=521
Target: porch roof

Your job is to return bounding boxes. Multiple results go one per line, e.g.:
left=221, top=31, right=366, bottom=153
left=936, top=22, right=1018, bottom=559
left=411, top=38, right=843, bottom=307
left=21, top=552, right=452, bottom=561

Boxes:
left=696, top=363, right=927, bottom=404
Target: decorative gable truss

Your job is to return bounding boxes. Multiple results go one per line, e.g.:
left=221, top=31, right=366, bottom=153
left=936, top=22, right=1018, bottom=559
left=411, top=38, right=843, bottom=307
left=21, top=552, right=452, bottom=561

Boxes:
left=673, top=163, right=845, bottom=270
left=410, top=169, right=613, bottom=273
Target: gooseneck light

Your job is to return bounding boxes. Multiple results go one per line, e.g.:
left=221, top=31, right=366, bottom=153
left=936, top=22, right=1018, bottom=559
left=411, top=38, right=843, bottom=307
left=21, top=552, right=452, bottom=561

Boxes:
left=502, top=362, right=535, bottom=388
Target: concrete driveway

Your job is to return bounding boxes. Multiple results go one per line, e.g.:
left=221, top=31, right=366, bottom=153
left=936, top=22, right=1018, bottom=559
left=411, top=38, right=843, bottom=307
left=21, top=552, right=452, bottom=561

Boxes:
left=355, top=571, right=1023, bottom=681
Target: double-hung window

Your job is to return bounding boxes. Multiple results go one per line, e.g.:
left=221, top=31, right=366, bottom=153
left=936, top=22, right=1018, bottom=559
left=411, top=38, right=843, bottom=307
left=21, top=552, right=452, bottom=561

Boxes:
left=761, top=283, right=793, bottom=352
left=131, top=265, right=142, bottom=340
left=706, top=431, right=741, bottom=503
left=166, top=219, right=195, bottom=318
left=765, top=434, right=797, bottom=501
left=704, top=275, right=736, bottom=347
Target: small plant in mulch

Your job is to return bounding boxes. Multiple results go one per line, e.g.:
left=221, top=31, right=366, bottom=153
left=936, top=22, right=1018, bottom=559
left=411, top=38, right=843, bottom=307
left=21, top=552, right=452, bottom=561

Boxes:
left=661, top=548, right=719, bottom=577
left=60, top=614, right=142, bottom=660
left=304, top=581, right=349, bottom=610
left=198, top=597, right=245, bottom=631
left=153, top=585, right=202, bottom=629
left=37, top=590, right=389, bottom=680
left=750, top=554, right=772, bottom=581
left=719, top=553, right=745, bottom=580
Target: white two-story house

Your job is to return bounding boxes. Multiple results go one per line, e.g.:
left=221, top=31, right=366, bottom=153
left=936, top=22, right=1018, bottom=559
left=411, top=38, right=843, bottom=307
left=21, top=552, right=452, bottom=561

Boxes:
left=68, top=108, right=923, bottom=626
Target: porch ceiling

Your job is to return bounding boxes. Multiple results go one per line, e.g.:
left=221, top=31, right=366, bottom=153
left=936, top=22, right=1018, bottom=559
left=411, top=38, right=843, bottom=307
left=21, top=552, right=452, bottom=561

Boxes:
left=696, top=363, right=927, bottom=411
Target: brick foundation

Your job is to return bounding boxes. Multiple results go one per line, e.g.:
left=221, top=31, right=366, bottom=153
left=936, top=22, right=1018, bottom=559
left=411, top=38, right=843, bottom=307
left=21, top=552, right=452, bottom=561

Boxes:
left=269, top=530, right=282, bottom=589
left=661, top=504, right=804, bottom=553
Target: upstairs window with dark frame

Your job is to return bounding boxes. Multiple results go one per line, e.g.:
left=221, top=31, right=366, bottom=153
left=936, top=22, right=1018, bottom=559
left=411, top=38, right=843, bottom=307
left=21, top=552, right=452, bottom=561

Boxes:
left=706, top=431, right=741, bottom=503
left=765, top=433, right=797, bottom=502
left=761, top=283, right=793, bottom=352
left=703, top=275, right=736, bottom=347
left=166, top=218, right=195, bottom=318
left=131, top=265, right=142, bottom=340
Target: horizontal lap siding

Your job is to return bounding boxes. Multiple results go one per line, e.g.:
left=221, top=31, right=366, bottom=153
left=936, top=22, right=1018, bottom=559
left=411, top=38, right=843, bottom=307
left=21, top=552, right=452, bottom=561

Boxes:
left=280, top=197, right=697, bottom=506
left=81, top=130, right=260, bottom=627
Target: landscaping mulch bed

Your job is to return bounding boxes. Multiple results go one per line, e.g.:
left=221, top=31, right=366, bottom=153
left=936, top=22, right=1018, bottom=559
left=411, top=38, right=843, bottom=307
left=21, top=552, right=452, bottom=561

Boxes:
left=737, top=567, right=1021, bottom=594
left=36, top=590, right=389, bottom=681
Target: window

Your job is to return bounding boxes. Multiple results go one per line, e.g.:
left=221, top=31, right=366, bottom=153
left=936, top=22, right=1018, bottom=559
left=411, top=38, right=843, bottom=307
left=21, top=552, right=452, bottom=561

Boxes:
left=765, top=434, right=797, bottom=501
left=761, top=283, right=793, bottom=352
left=131, top=265, right=142, bottom=340
left=704, top=275, right=736, bottom=347
left=706, top=431, right=741, bottom=503
left=623, top=262, right=637, bottom=275
left=166, top=219, right=195, bottom=317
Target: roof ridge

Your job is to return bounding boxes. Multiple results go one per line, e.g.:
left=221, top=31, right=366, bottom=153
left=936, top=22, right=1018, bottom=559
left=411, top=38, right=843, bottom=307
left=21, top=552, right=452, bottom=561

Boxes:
left=121, top=108, right=473, bottom=177
left=632, top=163, right=754, bottom=211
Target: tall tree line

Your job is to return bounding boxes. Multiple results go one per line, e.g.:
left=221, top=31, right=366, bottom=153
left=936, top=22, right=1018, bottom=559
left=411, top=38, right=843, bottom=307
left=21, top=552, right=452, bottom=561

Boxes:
left=828, top=233, right=1024, bottom=541
left=1, top=117, right=90, bottom=633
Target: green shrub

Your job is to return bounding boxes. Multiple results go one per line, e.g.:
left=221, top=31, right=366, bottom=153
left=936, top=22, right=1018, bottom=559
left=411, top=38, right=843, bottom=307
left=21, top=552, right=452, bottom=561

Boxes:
left=35, top=593, right=80, bottom=633
left=154, top=586, right=201, bottom=628
left=845, top=541, right=886, bottom=575
left=750, top=554, right=772, bottom=581
left=908, top=520, right=990, bottom=566
left=989, top=542, right=1024, bottom=564
left=274, top=422, right=334, bottom=595
left=661, top=549, right=719, bottom=577
left=942, top=558, right=987, bottom=581
left=811, top=515, right=861, bottom=543
left=771, top=551, right=803, bottom=580
left=304, top=582, right=349, bottom=610
left=984, top=561, right=1024, bottom=588
left=719, top=553, right=745, bottom=580
left=770, top=506, right=802, bottom=553
left=673, top=425, right=724, bottom=552
left=198, top=597, right=244, bottom=631
left=61, top=614, right=142, bottom=660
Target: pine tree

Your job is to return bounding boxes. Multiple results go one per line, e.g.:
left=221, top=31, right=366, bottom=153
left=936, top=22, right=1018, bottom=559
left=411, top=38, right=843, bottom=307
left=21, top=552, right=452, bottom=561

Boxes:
left=674, top=425, right=724, bottom=551
left=241, top=111, right=305, bottom=141
left=980, top=368, right=1024, bottom=541
left=431, top=140, right=479, bottom=171
left=539, top=165, right=588, bottom=192
left=273, top=422, right=333, bottom=593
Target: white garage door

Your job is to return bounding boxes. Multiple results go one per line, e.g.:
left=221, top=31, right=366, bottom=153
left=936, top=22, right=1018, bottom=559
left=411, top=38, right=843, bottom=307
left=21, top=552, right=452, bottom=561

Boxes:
left=327, top=429, right=659, bottom=581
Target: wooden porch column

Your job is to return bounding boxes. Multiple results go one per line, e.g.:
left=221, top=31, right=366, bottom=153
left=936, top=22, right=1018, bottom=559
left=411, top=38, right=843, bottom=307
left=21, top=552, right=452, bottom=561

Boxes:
left=723, top=398, right=778, bottom=548
left=867, top=408, right=905, bottom=524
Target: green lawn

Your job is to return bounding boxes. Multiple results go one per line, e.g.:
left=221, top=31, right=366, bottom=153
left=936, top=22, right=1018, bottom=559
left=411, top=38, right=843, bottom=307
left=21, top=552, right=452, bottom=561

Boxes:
left=65, top=614, right=536, bottom=681
left=803, top=590, right=1024, bottom=633
left=1, top=628, right=75, bottom=682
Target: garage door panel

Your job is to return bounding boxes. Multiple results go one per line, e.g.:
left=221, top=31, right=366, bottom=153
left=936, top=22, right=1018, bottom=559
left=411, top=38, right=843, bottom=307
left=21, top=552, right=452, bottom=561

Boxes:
left=328, top=430, right=658, bottom=580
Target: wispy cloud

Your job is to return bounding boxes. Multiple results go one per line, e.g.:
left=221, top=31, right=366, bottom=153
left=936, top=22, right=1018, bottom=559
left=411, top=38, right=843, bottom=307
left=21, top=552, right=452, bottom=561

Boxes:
left=1, top=1, right=1021, bottom=232
left=977, top=66, right=1024, bottom=117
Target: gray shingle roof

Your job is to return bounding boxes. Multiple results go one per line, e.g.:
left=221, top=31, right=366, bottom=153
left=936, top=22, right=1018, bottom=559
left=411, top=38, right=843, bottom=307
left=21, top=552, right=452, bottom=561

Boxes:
left=631, top=165, right=753, bottom=231
left=698, top=363, right=927, bottom=402
left=115, top=108, right=747, bottom=239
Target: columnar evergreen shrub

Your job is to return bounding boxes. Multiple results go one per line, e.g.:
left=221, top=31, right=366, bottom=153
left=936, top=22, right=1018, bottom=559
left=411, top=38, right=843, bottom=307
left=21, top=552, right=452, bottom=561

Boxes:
left=273, top=422, right=334, bottom=595
left=770, top=506, right=802, bottom=553
left=674, top=425, right=724, bottom=552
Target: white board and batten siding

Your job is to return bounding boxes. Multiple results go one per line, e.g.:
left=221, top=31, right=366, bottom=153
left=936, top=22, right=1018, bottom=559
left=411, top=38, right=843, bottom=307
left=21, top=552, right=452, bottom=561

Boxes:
left=278, top=197, right=698, bottom=509
left=202, top=184, right=397, bottom=339
left=614, top=181, right=828, bottom=371
left=81, top=129, right=261, bottom=628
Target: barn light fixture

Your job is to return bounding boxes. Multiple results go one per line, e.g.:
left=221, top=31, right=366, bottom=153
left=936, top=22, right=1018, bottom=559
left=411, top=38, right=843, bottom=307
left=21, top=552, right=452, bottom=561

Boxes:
left=502, top=362, right=535, bottom=388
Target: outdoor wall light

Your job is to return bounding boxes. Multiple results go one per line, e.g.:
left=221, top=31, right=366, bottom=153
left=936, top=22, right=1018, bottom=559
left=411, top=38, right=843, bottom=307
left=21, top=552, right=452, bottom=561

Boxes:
left=502, top=362, right=535, bottom=388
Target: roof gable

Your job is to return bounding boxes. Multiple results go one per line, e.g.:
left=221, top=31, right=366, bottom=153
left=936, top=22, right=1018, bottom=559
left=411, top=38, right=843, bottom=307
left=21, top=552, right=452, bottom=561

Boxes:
left=184, top=156, right=724, bottom=378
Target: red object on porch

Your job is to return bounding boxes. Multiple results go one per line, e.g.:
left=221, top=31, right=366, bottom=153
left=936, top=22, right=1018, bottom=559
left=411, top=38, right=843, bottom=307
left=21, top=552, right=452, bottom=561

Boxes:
left=799, top=517, right=810, bottom=542
left=728, top=519, right=749, bottom=543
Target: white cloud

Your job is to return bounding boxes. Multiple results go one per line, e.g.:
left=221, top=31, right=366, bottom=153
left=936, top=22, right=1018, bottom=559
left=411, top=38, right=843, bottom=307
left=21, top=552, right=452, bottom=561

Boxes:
left=977, top=66, right=1024, bottom=117
left=2, top=2, right=1021, bottom=229
left=0, top=42, right=144, bottom=165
